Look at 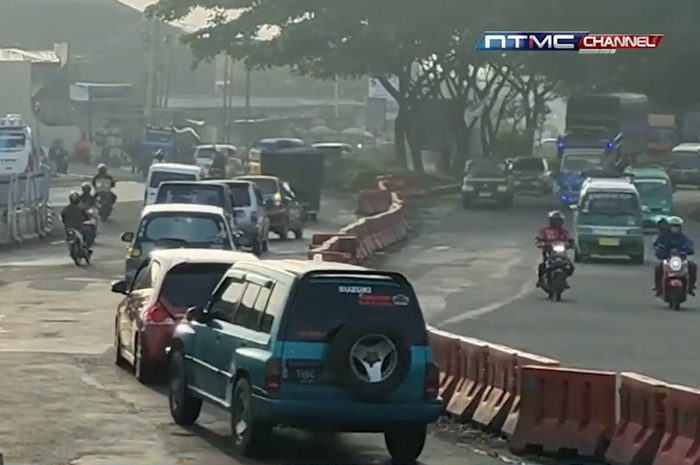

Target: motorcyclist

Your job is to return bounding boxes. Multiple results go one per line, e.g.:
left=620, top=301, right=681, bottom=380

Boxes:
left=60, top=191, right=93, bottom=255
left=536, top=210, right=574, bottom=288
left=79, top=182, right=95, bottom=208
left=210, top=149, right=228, bottom=177
left=654, top=216, right=696, bottom=296
left=153, top=149, right=165, bottom=164
left=92, top=163, right=117, bottom=204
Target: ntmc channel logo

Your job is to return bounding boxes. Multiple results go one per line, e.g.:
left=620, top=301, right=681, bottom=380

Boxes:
left=475, top=32, right=585, bottom=51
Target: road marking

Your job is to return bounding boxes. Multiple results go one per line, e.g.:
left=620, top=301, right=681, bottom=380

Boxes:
left=0, top=315, right=6, bottom=333
left=434, top=258, right=539, bottom=326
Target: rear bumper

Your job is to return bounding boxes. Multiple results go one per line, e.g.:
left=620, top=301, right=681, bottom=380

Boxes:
left=578, top=236, right=645, bottom=256
left=252, top=395, right=443, bottom=430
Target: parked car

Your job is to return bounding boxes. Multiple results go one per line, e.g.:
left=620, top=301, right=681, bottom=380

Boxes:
left=236, top=175, right=304, bottom=239
left=509, top=156, right=553, bottom=195
left=221, top=179, right=270, bottom=255
left=166, top=259, right=443, bottom=462
left=111, top=248, right=258, bottom=383
left=121, top=203, right=239, bottom=282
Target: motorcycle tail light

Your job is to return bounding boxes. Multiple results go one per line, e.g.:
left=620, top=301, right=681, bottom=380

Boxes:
left=143, top=302, right=174, bottom=325
left=265, top=358, right=282, bottom=391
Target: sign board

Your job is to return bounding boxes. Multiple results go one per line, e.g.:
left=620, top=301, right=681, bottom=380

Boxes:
left=367, top=77, right=399, bottom=102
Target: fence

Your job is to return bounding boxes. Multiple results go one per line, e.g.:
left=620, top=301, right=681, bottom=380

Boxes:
left=0, top=170, right=54, bottom=245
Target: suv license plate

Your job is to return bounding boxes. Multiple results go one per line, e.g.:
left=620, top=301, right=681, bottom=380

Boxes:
left=479, top=192, right=491, bottom=197
left=287, top=368, right=323, bottom=384
left=599, top=238, right=620, bottom=246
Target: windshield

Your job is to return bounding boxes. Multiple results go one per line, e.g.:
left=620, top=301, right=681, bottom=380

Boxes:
left=227, top=183, right=252, bottom=206
left=634, top=180, right=672, bottom=199
left=0, top=134, right=26, bottom=151
left=561, top=154, right=604, bottom=172
left=149, top=171, right=197, bottom=188
left=281, top=274, right=427, bottom=344
left=649, top=127, right=675, bottom=145
left=511, top=158, right=544, bottom=172
left=195, top=147, right=215, bottom=159
left=156, top=184, right=225, bottom=208
left=160, top=263, right=230, bottom=310
left=242, top=178, right=278, bottom=195
left=466, top=160, right=506, bottom=177
left=581, top=192, right=639, bottom=216
left=145, top=130, right=174, bottom=144
left=671, top=151, right=700, bottom=170
left=257, top=139, right=303, bottom=150
left=137, top=213, right=231, bottom=248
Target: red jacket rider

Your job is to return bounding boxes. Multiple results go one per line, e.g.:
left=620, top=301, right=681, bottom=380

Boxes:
left=536, top=210, right=573, bottom=286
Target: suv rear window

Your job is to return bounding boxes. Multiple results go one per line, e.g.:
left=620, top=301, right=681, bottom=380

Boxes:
left=156, top=184, right=225, bottom=207
left=160, top=263, right=231, bottom=310
left=281, top=274, right=427, bottom=345
left=511, top=157, right=544, bottom=172
left=149, top=171, right=197, bottom=188
left=228, top=183, right=252, bottom=206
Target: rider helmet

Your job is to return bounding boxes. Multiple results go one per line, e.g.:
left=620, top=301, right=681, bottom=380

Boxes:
left=548, top=210, right=565, bottom=228
left=69, top=191, right=80, bottom=204
left=668, top=216, right=684, bottom=233
left=154, top=149, right=164, bottom=162
left=81, top=182, right=92, bottom=194
left=97, top=163, right=107, bottom=175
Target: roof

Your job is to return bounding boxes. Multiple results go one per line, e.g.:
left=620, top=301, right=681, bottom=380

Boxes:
left=149, top=163, right=202, bottom=172
left=240, top=259, right=369, bottom=277
left=583, top=178, right=636, bottom=191
left=0, top=48, right=60, bottom=63
left=196, top=144, right=236, bottom=150
left=673, top=143, right=700, bottom=152
left=312, top=143, right=351, bottom=149
left=624, top=166, right=669, bottom=178
left=259, top=138, right=304, bottom=144
left=141, top=203, right=226, bottom=216
left=236, top=175, right=279, bottom=181
left=150, top=248, right=258, bottom=265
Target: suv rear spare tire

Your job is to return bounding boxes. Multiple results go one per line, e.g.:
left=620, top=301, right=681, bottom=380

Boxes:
left=328, top=320, right=411, bottom=402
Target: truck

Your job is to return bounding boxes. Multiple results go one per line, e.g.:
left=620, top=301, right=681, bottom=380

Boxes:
left=642, top=114, right=676, bottom=165
left=554, top=93, right=649, bottom=205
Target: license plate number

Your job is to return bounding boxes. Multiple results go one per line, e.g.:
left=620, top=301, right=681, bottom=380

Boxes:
left=599, top=238, right=620, bottom=246
left=479, top=192, right=492, bottom=197
left=287, top=368, right=323, bottom=384
left=670, top=279, right=683, bottom=287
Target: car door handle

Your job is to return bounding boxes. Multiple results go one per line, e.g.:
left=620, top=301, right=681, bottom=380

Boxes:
left=239, top=342, right=248, bottom=347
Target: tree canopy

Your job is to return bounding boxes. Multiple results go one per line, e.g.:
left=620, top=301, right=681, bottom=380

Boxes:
left=147, top=0, right=700, bottom=167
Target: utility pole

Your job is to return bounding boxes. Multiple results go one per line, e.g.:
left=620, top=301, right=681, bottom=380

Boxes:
left=145, top=19, right=160, bottom=124
left=244, top=65, right=251, bottom=120
left=334, top=79, right=339, bottom=118
left=222, top=55, right=230, bottom=142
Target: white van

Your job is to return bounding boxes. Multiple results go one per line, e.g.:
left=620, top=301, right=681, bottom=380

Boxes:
left=194, top=144, right=237, bottom=171
left=144, top=163, right=202, bottom=206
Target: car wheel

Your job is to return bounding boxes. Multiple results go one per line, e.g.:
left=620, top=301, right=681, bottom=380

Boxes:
left=134, top=336, right=154, bottom=384
left=461, top=196, right=471, bottom=209
left=261, top=237, right=270, bottom=253
left=574, top=248, right=584, bottom=263
left=292, top=222, right=304, bottom=240
left=230, top=377, right=272, bottom=456
left=168, top=350, right=202, bottom=425
left=384, top=424, right=427, bottom=462
left=277, top=225, right=289, bottom=240
left=252, top=240, right=263, bottom=256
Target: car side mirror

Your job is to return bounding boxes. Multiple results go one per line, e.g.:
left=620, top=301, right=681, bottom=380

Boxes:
left=569, top=204, right=577, bottom=211
left=111, top=280, right=127, bottom=294
left=121, top=231, right=134, bottom=242
left=186, top=306, right=212, bottom=322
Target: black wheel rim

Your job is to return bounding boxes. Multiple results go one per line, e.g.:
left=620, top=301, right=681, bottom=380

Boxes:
left=233, top=388, right=249, bottom=443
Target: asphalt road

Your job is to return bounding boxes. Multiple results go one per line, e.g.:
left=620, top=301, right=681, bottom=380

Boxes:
left=386, top=190, right=700, bottom=388
left=0, top=183, right=505, bottom=465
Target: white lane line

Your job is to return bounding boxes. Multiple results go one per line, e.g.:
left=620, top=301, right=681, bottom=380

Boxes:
left=0, top=315, right=6, bottom=333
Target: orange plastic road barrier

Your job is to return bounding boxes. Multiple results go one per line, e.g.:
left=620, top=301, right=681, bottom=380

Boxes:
left=445, top=337, right=489, bottom=422
left=310, top=250, right=353, bottom=263
left=653, top=384, right=700, bottom=465
left=427, top=329, right=462, bottom=405
left=471, top=344, right=518, bottom=431
left=341, top=219, right=374, bottom=263
left=606, top=373, right=668, bottom=465
left=510, top=366, right=616, bottom=460
left=307, top=233, right=354, bottom=250
left=356, top=189, right=392, bottom=216
left=500, top=351, right=560, bottom=437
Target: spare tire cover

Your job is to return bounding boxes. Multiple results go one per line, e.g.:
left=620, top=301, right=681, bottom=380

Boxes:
left=328, top=320, right=412, bottom=402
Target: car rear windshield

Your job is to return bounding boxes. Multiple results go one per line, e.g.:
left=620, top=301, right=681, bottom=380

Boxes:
left=466, top=160, right=506, bottom=177
left=280, top=274, right=427, bottom=345
left=672, top=151, right=700, bottom=169
left=156, top=184, right=225, bottom=207
left=511, top=158, right=544, bottom=172
left=160, top=263, right=230, bottom=310
left=245, top=178, right=278, bottom=195
left=196, top=147, right=215, bottom=159
left=227, top=183, right=252, bottom=206
left=137, top=213, right=231, bottom=248
left=149, top=171, right=197, bottom=188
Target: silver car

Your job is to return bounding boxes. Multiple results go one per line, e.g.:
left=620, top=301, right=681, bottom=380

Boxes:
left=222, top=180, right=270, bottom=255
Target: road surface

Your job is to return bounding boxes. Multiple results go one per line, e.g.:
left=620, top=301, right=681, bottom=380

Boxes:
left=0, top=184, right=506, bottom=465
left=386, top=190, right=700, bottom=387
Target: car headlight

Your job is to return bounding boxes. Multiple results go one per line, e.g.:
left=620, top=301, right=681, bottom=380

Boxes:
left=578, top=227, right=594, bottom=234
left=669, top=256, right=683, bottom=271
left=497, top=185, right=507, bottom=192
left=463, top=185, right=474, bottom=191
left=642, top=205, right=649, bottom=212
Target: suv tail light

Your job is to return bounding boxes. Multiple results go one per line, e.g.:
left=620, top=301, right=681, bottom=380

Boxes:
left=265, top=358, right=282, bottom=391
left=251, top=211, right=258, bottom=223
left=425, top=362, right=439, bottom=400
left=143, top=302, right=175, bottom=326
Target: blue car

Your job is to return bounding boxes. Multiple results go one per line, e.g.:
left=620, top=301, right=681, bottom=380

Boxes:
left=167, top=259, right=443, bottom=462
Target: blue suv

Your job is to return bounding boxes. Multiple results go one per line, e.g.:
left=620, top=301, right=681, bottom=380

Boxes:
left=166, top=259, right=443, bottom=462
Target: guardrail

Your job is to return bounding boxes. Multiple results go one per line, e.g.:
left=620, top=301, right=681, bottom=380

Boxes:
left=306, top=175, right=699, bottom=465
left=0, top=170, right=54, bottom=246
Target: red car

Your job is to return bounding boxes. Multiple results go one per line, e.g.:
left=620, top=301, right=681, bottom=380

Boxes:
left=111, top=248, right=258, bottom=383
left=237, top=175, right=304, bottom=240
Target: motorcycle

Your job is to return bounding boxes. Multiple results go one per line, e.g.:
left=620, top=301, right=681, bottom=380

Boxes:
left=95, top=179, right=114, bottom=220
left=541, top=241, right=573, bottom=301
left=207, top=165, right=227, bottom=179
left=82, top=211, right=97, bottom=248
left=66, top=228, right=90, bottom=266
left=660, top=249, right=690, bottom=310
